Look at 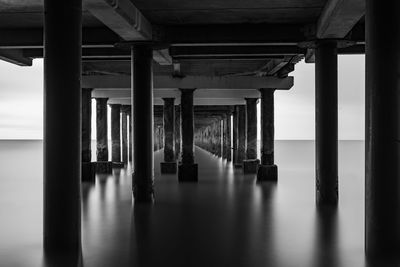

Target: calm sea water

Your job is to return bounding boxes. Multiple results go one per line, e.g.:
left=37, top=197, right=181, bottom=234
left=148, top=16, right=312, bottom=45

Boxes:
left=0, top=140, right=367, bottom=267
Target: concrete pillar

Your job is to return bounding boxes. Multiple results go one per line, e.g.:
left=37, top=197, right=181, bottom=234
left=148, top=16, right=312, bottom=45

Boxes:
left=175, top=106, right=181, bottom=161
left=132, top=44, right=154, bottom=202
left=110, top=104, right=122, bottom=165
left=216, top=120, right=222, bottom=157
left=243, top=98, right=259, bottom=173
left=366, top=0, right=400, bottom=257
left=129, top=107, right=133, bottom=163
left=178, top=89, right=198, bottom=182
left=161, top=98, right=177, bottom=173
left=43, top=0, right=81, bottom=252
left=96, top=98, right=109, bottom=161
left=223, top=113, right=232, bottom=161
left=315, top=40, right=338, bottom=205
left=236, top=105, right=246, bottom=168
left=232, top=107, right=238, bottom=165
left=121, top=106, right=128, bottom=164
left=82, top=88, right=95, bottom=182
left=222, top=115, right=228, bottom=159
left=257, top=89, right=277, bottom=181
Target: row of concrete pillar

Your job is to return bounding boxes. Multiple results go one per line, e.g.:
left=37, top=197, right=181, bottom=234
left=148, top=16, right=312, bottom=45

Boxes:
left=194, top=91, right=277, bottom=181
left=43, top=0, right=400, bottom=258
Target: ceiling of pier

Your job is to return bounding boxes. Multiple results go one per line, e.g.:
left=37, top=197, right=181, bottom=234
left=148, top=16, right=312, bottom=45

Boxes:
left=0, top=0, right=365, bottom=106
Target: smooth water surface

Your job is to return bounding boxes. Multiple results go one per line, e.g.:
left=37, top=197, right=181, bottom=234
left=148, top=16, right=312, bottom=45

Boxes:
left=0, top=140, right=368, bottom=267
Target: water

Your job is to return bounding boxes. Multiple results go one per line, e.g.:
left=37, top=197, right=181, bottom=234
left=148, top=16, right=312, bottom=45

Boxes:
left=0, top=140, right=369, bottom=267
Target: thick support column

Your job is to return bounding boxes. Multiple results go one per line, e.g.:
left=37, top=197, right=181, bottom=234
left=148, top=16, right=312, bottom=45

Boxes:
left=222, top=115, right=228, bottom=159
left=44, top=0, right=81, bottom=252
left=132, top=44, right=154, bottom=202
left=365, top=0, right=400, bottom=257
left=216, top=120, right=222, bottom=157
left=110, top=104, right=123, bottom=167
left=82, top=88, right=95, bottom=182
left=243, top=98, right=259, bottom=173
left=226, top=113, right=232, bottom=162
left=128, top=107, right=133, bottom=163
left=96, top=98, right=109, bottom=161
left=232, top=107, right=238, bottom=165
left=315, top=40, right=338, bottom=205
left=161, top=98, right=177, bottom=173
left=121, top=106, right=128, bottom=164
left=236, top=105, right=246, bottom=168
left=257, top=89, right=277, bottom=181
left=175, top=106, right=181, bottom=161
left=178, top=89, right=198, bottom=182
left=96, top=98, right=112, bottom=173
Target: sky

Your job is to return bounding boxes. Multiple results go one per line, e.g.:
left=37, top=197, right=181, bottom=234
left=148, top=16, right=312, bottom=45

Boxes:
left=0, top=55, right=365, bottom=140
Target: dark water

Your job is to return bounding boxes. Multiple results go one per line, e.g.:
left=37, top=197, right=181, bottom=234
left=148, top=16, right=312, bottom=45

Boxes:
left=0, top=140, right=369, bottom=267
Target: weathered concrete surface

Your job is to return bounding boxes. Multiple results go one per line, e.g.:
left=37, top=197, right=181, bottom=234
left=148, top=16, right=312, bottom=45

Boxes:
left=82, top=88, right=95, bottom=182
left=121, top=106, right=128, bottom=164
left=175, top=106, right=181, bottom=161
left=315, top=40, right=338, bottom=205
left=96, top=98, right=109, bottom=161
left=257, top=89, right=277, bottom=181
left=178, top=89, right=198, bottom=182
left=161, top=98, right=177, bottom=174
left=110, top=104, right=121, bottom=163
left=236, top=105, right=246, bottom=167
left=232, top=107, right=238, bottom=165
left=162, top=98, right=175, bottom=162
left=245, top=98, right=258, bottom=160
left=243, top=159, right=260, bottom=174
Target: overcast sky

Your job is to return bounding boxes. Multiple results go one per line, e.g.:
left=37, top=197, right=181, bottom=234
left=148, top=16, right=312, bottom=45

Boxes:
left=0, top=55, right=365, bottom=140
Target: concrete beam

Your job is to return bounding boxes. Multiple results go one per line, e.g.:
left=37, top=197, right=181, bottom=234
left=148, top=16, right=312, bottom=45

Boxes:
left=92, top=88, right=261, bottom=99
left=317, top=0, right=365, bottom=39
left=83, top=75, right=293, bottom=89
left=0, top=28, right=120, bottom=49
left=109, top=97, right=246, bottom=106
left=0, top=49, right=32, bottom=66
left=84, top=0, right=152, bottom=41
left=169, top=45, right=305, bottom=59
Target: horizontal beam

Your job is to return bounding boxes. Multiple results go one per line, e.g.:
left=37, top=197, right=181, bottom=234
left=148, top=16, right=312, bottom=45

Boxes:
left=0, top=49, right=32, bottom=66
left=83, top=75, right=293, bottom=89
left=0, top=28, right=120, bottom=49
left=154, top=24, right=312, bottom=45
left=84, top=0, right=152, bottom=41
left=22, top=47, right=173, bottom=65
left=93, top=88, right=261, bottom=99
left=317, top=0, right=365, bottom=39
left=108, top=97, right=246, bottom=106
left=169, top=45, right=305, bottom=59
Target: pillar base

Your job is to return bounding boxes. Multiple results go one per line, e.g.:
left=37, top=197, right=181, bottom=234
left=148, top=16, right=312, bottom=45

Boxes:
left=132, top=185, right=155, bottom=203
left=94, top=161, right=113, bottom=173
left=243, top=159, right=260, bottom=174
left=234, top=163, right=243, bottom=168
left=160, top=162, right=177, bottom=174
left=112, top=162, right=125, bottom=168
left=82, top=162, right=95, bottom=182
left=178, top=163, right=198, bottom=182
left=257, top=164, right=278, bottom=182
